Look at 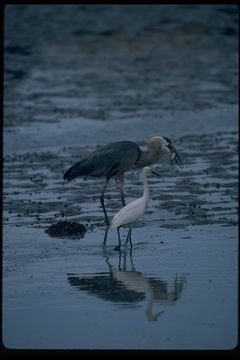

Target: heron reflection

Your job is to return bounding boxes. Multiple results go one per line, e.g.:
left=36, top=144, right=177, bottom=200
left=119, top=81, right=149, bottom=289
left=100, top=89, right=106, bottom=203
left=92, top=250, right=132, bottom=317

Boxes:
left=67, top=250, right=187, bottom=322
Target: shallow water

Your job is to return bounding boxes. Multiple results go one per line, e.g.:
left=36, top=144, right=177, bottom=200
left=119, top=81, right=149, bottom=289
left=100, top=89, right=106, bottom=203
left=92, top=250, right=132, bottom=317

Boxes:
left=3, top=4, right=238, bottom=350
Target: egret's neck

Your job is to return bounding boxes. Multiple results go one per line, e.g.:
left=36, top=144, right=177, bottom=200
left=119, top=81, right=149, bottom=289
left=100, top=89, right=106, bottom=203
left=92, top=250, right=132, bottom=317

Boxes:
left=142, top=176, right=150, bottom=203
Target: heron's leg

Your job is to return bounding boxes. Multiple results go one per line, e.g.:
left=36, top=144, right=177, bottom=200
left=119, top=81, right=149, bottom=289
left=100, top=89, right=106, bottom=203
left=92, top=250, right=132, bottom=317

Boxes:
left=118, top=248, right=122, bottom=271
left=103, top=227, right=109, bottom=244
left=117, top=173, right=126, bottom=206
left=105, top=257, right=112, bottom=272
left=117, top=227, right=121, bottom=248
left=100, top=177, right=111, bottom=225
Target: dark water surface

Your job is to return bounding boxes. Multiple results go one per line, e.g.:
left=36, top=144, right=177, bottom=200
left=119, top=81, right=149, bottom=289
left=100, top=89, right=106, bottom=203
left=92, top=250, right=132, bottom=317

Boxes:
left=3, top=5, right=238, bottom=350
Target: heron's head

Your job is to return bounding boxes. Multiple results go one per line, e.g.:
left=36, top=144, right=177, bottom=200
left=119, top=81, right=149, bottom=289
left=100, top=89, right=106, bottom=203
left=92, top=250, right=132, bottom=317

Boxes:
left=148, top=136, right=183, bottom=169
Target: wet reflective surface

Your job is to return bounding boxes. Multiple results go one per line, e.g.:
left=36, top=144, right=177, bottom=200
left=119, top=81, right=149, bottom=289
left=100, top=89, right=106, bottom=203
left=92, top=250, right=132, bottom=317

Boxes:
left=68, top=249, right=187, bottom=323
left=3, top=223, right=237, bottom=349
left=3, top=4, right=238, bottom=350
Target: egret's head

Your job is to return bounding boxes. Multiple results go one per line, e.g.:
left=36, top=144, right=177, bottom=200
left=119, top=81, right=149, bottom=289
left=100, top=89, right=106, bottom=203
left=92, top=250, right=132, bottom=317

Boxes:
left=140, top=166, right=160, bottom=181
left=148, top=136, right=183, bottom=168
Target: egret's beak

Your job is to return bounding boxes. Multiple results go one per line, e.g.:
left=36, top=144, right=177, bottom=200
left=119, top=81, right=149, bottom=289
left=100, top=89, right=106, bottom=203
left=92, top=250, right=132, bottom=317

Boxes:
left=151, top=169, right=160, bottom=177
left=167, top=144, right=184, bottom=169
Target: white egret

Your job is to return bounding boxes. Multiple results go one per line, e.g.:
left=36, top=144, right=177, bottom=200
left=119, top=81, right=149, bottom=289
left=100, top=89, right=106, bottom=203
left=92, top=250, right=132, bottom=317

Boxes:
left=109, top=166, right=159, bottom=248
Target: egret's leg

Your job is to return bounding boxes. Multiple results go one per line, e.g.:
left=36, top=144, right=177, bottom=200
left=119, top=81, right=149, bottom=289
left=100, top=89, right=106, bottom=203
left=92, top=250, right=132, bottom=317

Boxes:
left=126, top=228, right=132, bottom=248
left=100, top=177, right=111, bottom=225
left=126, top=228, right=131, bottom=242
left=129, top=248, right=135, bottom=270
left=125, top=230, right=129, bottom=244
left=123, top=251, right=128, bottom=271
left=118, top=173, right=126, bottom=206
left=113, top=228, right=122, bottom=252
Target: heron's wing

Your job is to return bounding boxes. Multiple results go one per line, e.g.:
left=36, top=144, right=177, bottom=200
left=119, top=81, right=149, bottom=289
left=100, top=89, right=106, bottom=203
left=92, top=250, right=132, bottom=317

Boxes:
left=63, top=141, right=141, bottom=181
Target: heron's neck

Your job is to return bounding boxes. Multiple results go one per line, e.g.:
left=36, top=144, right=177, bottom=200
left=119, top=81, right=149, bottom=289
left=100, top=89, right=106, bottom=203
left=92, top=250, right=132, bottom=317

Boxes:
left=136, top=149, right=161, bottom=168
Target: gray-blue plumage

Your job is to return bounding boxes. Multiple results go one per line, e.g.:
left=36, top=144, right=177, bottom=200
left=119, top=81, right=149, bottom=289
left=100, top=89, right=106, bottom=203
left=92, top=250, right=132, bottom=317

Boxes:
left=63, top=136, right=183, bottom=224
left=64, top=141, right=141, bottom=181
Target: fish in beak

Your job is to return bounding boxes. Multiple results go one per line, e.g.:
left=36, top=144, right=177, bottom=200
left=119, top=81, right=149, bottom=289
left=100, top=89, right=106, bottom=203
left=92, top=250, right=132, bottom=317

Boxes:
left=163, top=137, right=184, bottom=169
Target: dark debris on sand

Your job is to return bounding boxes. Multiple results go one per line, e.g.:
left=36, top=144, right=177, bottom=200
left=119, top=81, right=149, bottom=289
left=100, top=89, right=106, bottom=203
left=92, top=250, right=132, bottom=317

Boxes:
left=45, top=221, right=87, bottom=239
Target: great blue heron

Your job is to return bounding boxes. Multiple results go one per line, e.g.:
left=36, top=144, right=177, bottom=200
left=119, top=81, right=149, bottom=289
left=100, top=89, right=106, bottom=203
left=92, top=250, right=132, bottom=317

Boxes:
left=109, top=166, right=160, bottom=248
left=63, top=136, right=183, bottom=224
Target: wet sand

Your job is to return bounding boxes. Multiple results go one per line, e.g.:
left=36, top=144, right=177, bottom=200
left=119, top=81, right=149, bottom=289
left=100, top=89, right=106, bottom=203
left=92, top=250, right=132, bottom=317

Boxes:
left=3, top=5, right=238, bottom=350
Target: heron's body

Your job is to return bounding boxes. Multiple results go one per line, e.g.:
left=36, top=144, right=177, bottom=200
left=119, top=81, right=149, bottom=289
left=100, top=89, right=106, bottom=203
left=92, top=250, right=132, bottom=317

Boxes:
left=63, top=137, right=183, bottom=224
left=63, top=141, right=141, bottom=180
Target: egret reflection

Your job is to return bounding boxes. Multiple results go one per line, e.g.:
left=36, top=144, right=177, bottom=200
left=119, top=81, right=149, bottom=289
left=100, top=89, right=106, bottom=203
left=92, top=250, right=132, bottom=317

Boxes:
left=67, top=249, right=187, bottom=322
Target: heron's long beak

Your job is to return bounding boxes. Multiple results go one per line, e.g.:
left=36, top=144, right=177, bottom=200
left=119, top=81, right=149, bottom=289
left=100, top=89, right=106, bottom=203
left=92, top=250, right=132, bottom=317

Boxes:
left=151, top=170, right=160, bottom=177
left=168, top=144, right=184, bottom=169
left=171, top=150, right=184, bottom=168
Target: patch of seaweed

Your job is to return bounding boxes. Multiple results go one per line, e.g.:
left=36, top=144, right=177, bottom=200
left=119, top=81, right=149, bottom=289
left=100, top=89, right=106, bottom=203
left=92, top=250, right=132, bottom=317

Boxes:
left=46, top=221, right=87, bottom=239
